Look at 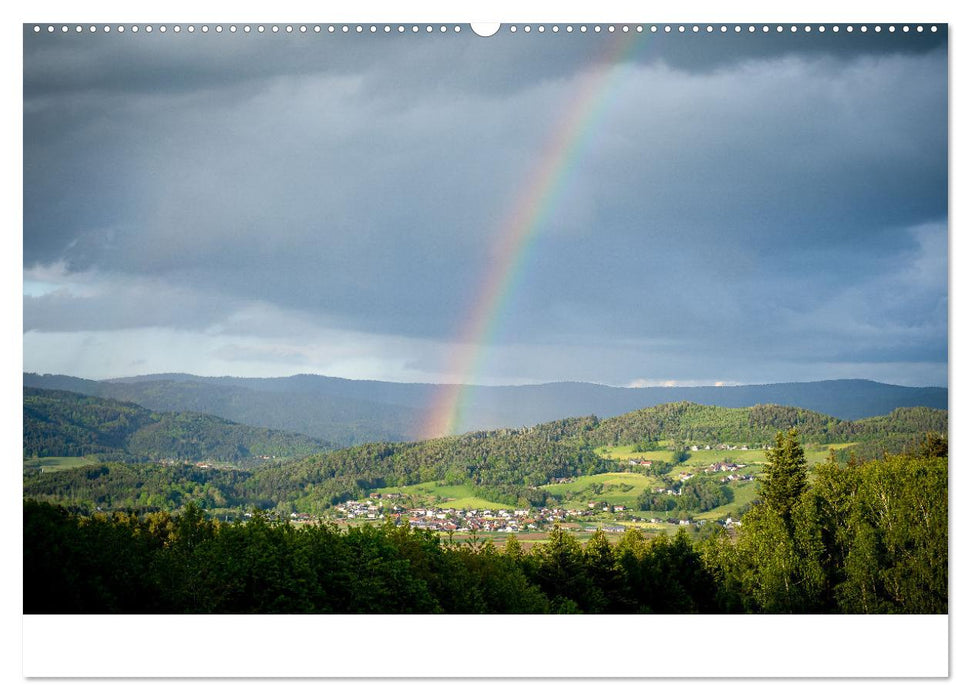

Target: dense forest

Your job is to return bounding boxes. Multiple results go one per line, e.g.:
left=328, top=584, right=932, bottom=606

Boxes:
left=23, top=387, right=332, bottom=463
left=23, top=432, right=947, bottom=614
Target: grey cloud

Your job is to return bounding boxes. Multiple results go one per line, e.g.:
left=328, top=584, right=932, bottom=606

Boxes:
left=23, top=28, right=948, bottom=387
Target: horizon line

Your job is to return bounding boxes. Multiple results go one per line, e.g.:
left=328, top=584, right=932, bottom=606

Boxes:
left=20, top=369, right=948, bottom=391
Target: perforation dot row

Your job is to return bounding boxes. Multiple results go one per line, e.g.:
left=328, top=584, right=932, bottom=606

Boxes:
left=31, top=24, right=941, bottom=35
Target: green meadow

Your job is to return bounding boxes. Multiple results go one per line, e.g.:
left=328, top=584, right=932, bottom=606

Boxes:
left=599, top=443, right=856, bottom=468
left=597, top=445, right=769, bottom=466
left=541, top=471, right=660, bottom=509
left=23, top=456, right=99, bottom=472
left=694, top=480, right=760, bottom=520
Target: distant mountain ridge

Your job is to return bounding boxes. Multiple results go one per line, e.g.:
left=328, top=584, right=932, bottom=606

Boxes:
left=23, top=372, right=947, bottom=446
left=23, top=387, right=333, bottom=463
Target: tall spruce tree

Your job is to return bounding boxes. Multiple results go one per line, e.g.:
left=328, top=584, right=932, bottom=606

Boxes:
left=760, top=428, right=808, bottom=525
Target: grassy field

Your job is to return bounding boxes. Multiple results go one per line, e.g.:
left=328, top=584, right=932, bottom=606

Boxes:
left=599, top=443, right=856, bottom=468
left=541, top=472, right=660, bottom=509
left=804, top=443, right=857, bottom=464
left=598, top=447, right=674, bottom=463
left=694, top=480, right=760, bottom=520
left=598, top=445, right=768, bottom=466
left=23, top=456, right=99, bottom=472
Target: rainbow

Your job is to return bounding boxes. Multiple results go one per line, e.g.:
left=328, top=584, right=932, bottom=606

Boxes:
left=422, top=29, right=644, bottom=438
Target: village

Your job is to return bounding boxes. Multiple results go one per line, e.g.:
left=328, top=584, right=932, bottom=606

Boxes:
left=285, top=475, right=747, bottom=533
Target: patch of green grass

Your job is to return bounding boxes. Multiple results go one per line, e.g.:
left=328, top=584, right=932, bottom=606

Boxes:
left=543, top=472, right=656, bottom=494
left=682, top=449, right=766, bottom=466
left=695, top=480, right=760, bottom=520
left=23, top=456, right=98, bottom=472
left=542, top=472, right=660, bottom=510
left=600, top=443, right=858, bottom=470
left=804, top=443, right=856, bottom=464
left=597, top=446, right=674, bottom=462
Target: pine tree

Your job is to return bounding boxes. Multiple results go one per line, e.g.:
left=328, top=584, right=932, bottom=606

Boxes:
left=760, top=428, right=808, bottom=526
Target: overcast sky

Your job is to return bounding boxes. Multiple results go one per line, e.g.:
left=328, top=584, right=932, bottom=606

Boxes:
left=23, top=24, right=948, bottom=387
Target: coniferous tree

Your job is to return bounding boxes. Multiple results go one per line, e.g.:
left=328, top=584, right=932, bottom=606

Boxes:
left=760, top=428, right=808, bottom=526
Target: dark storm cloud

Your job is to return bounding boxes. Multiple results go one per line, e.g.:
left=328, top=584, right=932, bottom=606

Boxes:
left=22, top=26, right=948, bottom=386
left=22, top=24, right=946, bottom=99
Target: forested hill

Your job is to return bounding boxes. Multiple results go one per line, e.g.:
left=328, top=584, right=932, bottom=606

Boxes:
left=23, top=387, right=333, bottom=463
left=23, top=372, right=947, bottom=444
left=234, top=402, right=947, bottom=511
left=22, top=374, right=421, bottom=446
left=584, top=402, right=948, bottom=447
